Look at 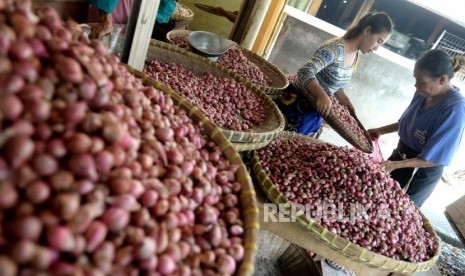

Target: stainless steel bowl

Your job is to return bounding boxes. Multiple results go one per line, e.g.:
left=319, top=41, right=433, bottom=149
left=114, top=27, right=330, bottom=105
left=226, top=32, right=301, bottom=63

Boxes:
left=188, top=31, right=237, bottom=60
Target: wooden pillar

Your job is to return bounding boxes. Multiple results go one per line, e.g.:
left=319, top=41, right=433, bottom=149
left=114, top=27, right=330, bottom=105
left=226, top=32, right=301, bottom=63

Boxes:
left=252, top=0, right=287, bottom=56
left=308, top=0, right=323, bottom=16
left=428, top=18, right=449, bottom=44
left=229, top=0, right=257, bottom=42
left=121, top=0, right=160, bottom=70
left=241, top=0, right=272, bottom=50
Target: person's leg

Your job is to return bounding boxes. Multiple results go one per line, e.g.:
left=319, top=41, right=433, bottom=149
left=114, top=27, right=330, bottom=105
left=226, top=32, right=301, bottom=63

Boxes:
left=405, top=166, right=444, bottom=207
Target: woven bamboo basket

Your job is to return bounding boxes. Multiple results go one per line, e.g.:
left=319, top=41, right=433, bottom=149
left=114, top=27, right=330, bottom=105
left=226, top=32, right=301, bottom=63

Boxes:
left=301, top=92, right=373, bottom=153
left=330, top=112, right=373, bottom=153
left=164, top=30, right=289, bottom=96
left=254, top=230, right=322, bottom=276
left=127, top=67, right=260, bottom=275
left=166, top=29, right=192, bottom=45
left=250, top=131, right=441, bottom=274
left=146, top=40, right=285, bottom=144
left=232, top=140, right=271, bottom=152
left=170, top=2, right=194, bottom=21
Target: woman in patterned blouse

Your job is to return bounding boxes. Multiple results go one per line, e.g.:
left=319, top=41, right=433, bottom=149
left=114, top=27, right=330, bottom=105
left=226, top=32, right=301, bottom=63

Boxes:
left=277, top=12, right=393, bottom=136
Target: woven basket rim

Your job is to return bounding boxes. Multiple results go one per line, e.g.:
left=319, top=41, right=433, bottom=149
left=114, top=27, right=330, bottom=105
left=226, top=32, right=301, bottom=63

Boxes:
left=251, top=131, right=441, bottom=273
left=162, top=30, right=289, bottom=93
left=327, top=111, right=373, bottom=153
left=171, top=2, right=194, bottom=21
left=300, top=92, right=373, bottom=153
left=232, top=140, right=271, bottom=152
left=166, top=29, right=193, bottom=44
left=126, top=66, right=259, bottom=276
left=147, top=39, right=286, bottom=144
left=239, top=47, right=289, bottom=92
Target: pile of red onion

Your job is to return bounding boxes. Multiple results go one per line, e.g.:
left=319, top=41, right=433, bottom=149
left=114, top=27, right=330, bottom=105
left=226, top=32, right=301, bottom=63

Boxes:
left=169, top=36, right=192, bottom=51
left=0, top=1, right=247, bottom=274
left=169, top=34, right=271, bottom=86
left=144, top=59, right=266, bottom=131
left=257, top=137, right=437, bottom=262
left=330, top=97, right=371, bottom=150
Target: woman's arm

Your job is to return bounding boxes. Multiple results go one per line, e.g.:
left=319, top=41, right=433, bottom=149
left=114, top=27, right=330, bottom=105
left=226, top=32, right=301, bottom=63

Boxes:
left=296, top=43, right=339, bottom=117
left=87, top=0, right=120, bottom=39
left=90, top=8, right=113, bottom=39
left=383, top=158, right=438, bottom=173
left=367, top=123, right=398, bottom=139
left=334, top=89, right=355, bottom=115
left=301, top=81, right=332, bottom=117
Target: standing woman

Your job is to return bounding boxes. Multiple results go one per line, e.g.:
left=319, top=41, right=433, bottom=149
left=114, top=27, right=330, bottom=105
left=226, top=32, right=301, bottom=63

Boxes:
left=277, top=12, right=393, bottom=136
left=368, top=50, right=465, bottom=207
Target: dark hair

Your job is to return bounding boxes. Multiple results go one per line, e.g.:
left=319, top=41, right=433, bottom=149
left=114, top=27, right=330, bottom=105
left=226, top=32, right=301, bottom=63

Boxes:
left=343, top=12, right=393, bottom=40
left=415, top=49, right=465, bottom=79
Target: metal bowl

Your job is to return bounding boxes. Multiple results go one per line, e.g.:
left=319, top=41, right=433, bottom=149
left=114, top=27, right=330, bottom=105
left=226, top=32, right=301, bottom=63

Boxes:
left=188, top=31, right=237, bottom=60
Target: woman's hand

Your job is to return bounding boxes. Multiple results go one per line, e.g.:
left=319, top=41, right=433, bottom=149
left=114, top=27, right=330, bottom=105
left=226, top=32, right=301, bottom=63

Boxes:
left=367, top=128, right=381, bottom=140
left=382, top=160, right=397, bottom=173
left=316, top=94, right=332, bottom=117
left=90, top=10, right=113, bottom=39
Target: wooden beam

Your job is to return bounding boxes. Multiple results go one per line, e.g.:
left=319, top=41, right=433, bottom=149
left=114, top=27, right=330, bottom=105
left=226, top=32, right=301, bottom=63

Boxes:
left=121, top=0, right=160, bottom=70
left=251, top=0, right=287, bottom=55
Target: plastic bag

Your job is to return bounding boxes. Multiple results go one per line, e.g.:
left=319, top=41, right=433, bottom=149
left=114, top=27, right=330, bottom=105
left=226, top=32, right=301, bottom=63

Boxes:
left=79, top=23, right=123, bottom=54
left=369, top=137, right=384, bottom=163
left=352, top=137, right=383, bottom=163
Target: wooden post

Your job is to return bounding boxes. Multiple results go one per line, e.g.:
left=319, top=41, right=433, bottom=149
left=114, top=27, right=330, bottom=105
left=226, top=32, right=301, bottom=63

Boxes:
left=252, top=0, right=287, bottom=56
left=241, top=0, right=272, bottom=50
left=428, top=18, right=449, bottom=45
left=120, top=0, right=160, bottom=70
left=308, top=0, right=323, bottom=16
left=229, top=0, right=257, bottom=42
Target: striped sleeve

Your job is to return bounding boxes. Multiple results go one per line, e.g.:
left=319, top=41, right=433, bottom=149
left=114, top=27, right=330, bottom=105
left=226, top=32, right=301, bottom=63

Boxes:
left=296, top=42, right=339, bottom=90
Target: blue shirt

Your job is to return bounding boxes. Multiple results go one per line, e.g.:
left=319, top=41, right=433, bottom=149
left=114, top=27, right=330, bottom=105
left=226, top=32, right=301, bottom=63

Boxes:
left=398, top=88, right=465, bottom=165
left=296, top=38, right=358, bottom=96
left=87, top=0, right=120, bottom=13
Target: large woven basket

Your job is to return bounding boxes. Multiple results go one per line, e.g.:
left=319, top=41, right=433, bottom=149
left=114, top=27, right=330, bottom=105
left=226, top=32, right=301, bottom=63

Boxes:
left=146, top=40, right=285, bottom=144
left=302, top=92, right=373, bottom=153
left=166, top=29, right=192, bottom=45
left=328, top=111, right=373, bottom=153
left=250, top=131, right=441, bottom=274
left=165, top=30, right=289, bottom=96
left=232, top=140, right=271, bottom=152
left=127, top=67, right=260, bottom=275
left=170, top=2, right=194, bottom=21
left=254, top=230, right=322, bottom=276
